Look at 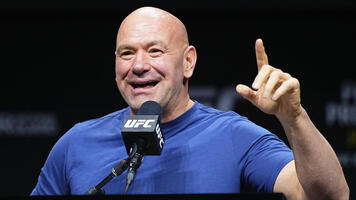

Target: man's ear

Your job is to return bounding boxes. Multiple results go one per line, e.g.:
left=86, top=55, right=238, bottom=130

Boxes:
left=183, top=45, right=197, bottom=79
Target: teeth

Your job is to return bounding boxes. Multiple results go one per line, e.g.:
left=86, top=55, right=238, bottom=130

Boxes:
left=132, top=81, right=158, bottom=88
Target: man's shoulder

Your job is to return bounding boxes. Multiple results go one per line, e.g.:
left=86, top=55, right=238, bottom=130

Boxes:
left=195, top=101, right=246, bottom=121
left=195, top=102, right=273, bottom=137
left=60, top=106, right=130, bottom=140
left=75, top=107, right=130, bottom=128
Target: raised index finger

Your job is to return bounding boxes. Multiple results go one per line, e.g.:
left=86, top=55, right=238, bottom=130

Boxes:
left=255, top=39, right=269, bottom=71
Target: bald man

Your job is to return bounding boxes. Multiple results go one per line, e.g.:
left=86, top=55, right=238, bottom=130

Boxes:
left=31, top=7, right=349, bottom=199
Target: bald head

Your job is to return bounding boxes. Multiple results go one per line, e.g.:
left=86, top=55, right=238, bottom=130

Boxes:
left=117, top=7, right=189, bottom=48
left=114, top=7, right=197, bottom=121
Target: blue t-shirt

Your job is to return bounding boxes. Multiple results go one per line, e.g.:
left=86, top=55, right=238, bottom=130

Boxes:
left=31, top=101, right=293, bottom=195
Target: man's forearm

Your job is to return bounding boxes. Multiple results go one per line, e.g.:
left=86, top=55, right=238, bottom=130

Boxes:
left=278, top=106, right=349, bottom=200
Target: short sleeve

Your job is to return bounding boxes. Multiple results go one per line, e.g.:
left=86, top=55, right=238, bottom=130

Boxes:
left=229, top=117, right=294, bottom=193
left=242, top=133, right=294, bottom=193
left=30, top=127, right=74, bottom=195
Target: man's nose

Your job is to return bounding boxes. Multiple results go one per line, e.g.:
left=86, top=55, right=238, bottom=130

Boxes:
left=132, top=51, right=150, bottom=75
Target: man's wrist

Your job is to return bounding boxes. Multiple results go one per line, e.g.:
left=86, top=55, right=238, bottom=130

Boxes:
left=276, top=106, right=307, bottom=135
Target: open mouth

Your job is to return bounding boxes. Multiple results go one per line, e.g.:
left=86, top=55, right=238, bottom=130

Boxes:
left=131, top=81, right=159, bottom=89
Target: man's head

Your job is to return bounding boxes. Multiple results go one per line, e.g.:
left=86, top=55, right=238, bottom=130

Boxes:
left=115, top=7, right=197, bottom=122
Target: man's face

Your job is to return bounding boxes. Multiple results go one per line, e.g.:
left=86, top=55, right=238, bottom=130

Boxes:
left=115, top=13, right=187, bottom=113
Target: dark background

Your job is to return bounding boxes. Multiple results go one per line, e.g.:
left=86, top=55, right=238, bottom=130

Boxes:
left=0, top=0, right=355, bottom=198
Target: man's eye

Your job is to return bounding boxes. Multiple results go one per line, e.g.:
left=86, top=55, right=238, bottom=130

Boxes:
left=149, top=49, right=163, bottom=56
left=120, top=51, right=134, bottom=58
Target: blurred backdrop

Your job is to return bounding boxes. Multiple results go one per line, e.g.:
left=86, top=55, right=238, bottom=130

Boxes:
left=0, top=0, right=355, bottom=197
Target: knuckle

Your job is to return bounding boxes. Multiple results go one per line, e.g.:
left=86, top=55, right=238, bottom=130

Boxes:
left=274, top=68, right=282, bottom=73
left=261, top=64, right=272, bottom=71
left=271, top=69, right=282, bottom=77
left=284, top=72, right=291, bottom=78
left=291, top=77, right=300, bottom=86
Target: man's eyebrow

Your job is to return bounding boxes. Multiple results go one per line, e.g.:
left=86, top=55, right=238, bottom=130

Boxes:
left=116, top=44, right=135, bottom=53
left=116, top=40, right=167, bottom=51
left=116, top=41, right=167, bottom=52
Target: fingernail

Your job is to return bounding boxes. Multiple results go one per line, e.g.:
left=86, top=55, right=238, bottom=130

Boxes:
left=252, top=82, right=258, bottom=89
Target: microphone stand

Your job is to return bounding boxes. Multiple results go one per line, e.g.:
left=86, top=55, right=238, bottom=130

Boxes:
left=85, top=158, right=130, bottom=195
left=124, top=141, right=144, bottom=194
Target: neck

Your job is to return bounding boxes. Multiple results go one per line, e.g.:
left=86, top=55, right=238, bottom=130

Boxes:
left=161, top=97, right=194, bottom=123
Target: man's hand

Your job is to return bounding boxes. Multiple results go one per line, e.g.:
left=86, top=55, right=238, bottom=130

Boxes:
left=236, top=39, right=302, bottom=123
left=236, top=39, right=349, bottom=200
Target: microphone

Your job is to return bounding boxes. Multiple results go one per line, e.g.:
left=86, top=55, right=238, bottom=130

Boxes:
left=85, top=158, right=129, bottom=195
left=121, top=101, right=165, bottom=193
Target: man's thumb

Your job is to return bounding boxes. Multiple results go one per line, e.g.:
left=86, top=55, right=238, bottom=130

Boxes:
left=236, top=84, right=257, bottom=105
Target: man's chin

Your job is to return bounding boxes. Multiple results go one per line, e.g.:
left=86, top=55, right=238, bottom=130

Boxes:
left=128, top=97, right=160, bottom=112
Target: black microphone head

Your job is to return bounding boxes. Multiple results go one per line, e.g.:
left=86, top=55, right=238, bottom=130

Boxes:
left=122, top=100, right=165, bottom=156
left=137, top=101, right=162, bottom=121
